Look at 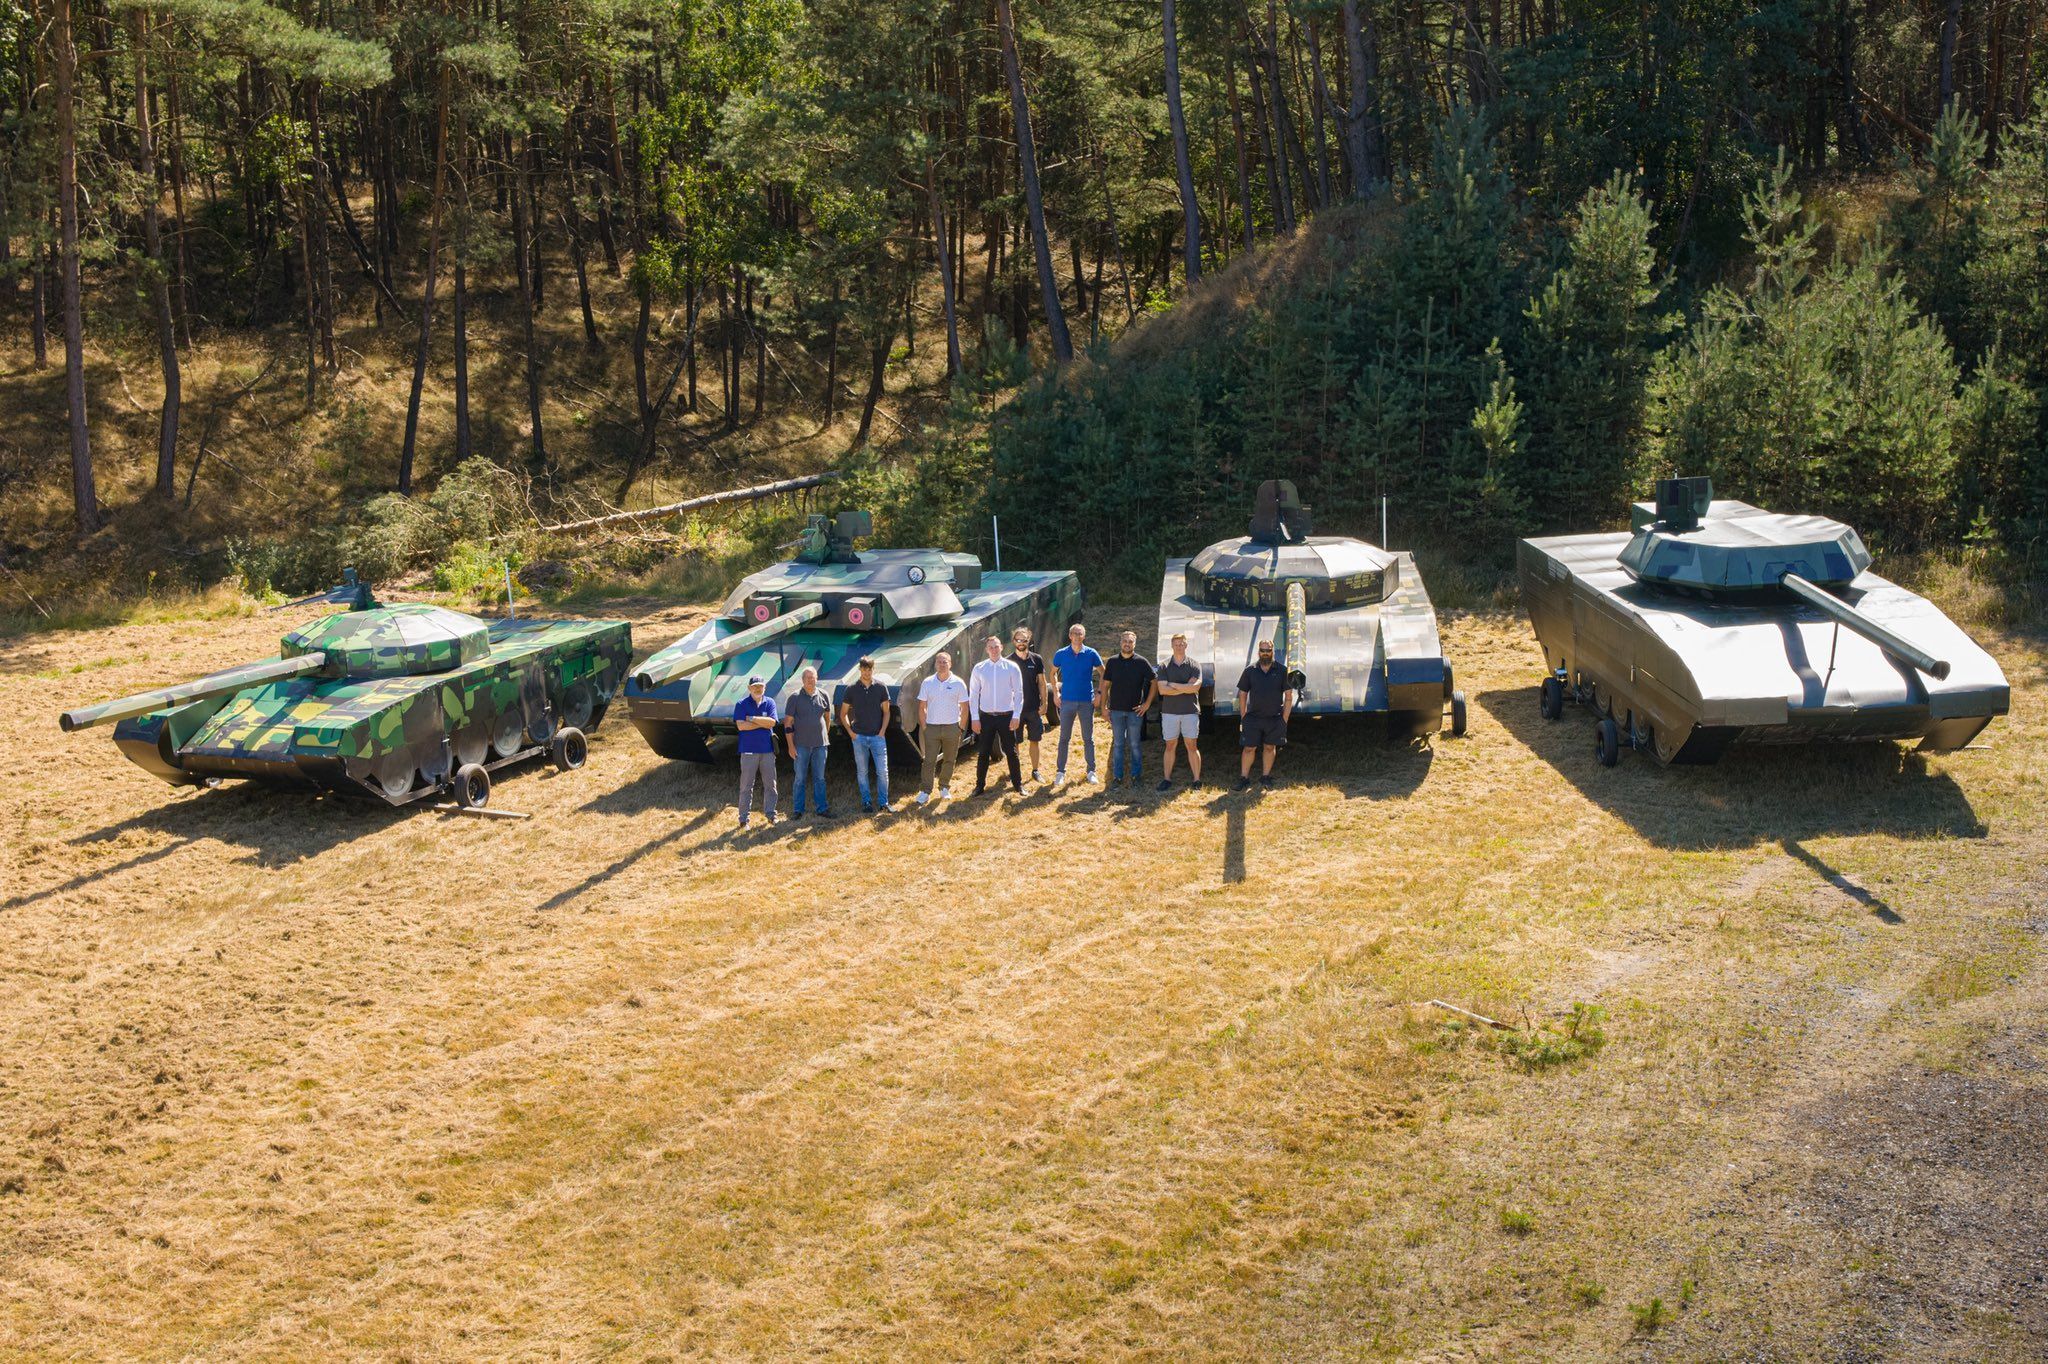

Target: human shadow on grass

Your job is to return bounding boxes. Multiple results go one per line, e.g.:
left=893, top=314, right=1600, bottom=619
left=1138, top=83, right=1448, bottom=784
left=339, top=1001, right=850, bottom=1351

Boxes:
left=1481, top=685, right=1989, bottom=851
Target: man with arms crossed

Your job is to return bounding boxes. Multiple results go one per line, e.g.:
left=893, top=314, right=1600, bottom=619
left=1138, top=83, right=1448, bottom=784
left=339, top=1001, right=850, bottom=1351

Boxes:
left=968, top=635, right=1026, bottom=796
left=1101, top=630, right=1157, bottom=788
left=1050, top=623, right=1104, bottom=786
left=783, top=665, right=833, bottom=819
left=915, top=652, right=971, bottom=806
left=1009, top=627, right=1049, bottom=784
left=1155, top=631, right=1203, bottom=791
left=732, top=674, right=779, bottom=827
left=1235, top=639, right=1295, bottom=790
left=838, top=656, right=892, bottom=815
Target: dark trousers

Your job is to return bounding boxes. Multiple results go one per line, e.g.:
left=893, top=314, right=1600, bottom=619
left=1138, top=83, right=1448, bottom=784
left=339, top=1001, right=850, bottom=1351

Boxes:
left=975, top=711, right=1023, bottom=791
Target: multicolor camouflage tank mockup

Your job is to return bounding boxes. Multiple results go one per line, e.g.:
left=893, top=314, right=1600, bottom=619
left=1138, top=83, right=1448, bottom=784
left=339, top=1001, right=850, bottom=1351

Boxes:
left=625, top=511, right=1082, bottom=761
left=1518, top=476, right=2011, bottom=766
left=1156, top=480, right=1467, bottom=739
left=58, top=573, right=632, bottom=808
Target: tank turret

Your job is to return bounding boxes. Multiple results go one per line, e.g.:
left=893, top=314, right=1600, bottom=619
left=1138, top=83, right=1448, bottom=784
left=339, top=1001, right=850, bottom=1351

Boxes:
left=1619, top=476, right=1873, bottom=597
left=1184, top=479, right=1399, bottom=612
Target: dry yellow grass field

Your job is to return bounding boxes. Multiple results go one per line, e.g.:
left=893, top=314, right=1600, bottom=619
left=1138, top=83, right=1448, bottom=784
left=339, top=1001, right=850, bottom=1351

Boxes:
left=2, top=599, right=2043, bottom=1360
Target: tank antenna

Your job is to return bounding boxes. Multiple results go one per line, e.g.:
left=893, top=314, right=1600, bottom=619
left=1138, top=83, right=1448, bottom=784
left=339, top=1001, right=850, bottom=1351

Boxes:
left=992, top=515, right=1004, bottom=572
left=1381, top=495, right=1389, bottom=549
left=504, top=560, right=516, bottom=620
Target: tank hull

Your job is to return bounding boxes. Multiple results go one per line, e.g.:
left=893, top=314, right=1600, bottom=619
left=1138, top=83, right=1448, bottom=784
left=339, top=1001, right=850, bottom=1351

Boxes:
left=103, top=617, right=631, bottom=802
left=625, top=569, right=1083, bottom=761
left=1156, top=551, right=1455, bottom=737
left=1517, top=522, right=2008, bottom=763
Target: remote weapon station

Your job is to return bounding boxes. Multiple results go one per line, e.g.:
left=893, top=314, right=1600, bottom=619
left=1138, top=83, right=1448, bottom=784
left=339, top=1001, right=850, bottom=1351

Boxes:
left=1156, top=479, right=1467, bottom=738
left=625, top=511, right=1082, bottom=761
left=58, top=573, right=632, bottom=809
left=1517, top=477, right=2010, bottom=766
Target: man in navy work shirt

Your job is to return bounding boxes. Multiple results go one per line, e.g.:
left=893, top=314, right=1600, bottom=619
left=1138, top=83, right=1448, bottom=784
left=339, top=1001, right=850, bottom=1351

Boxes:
left=1009, top=626, right=1049, bottom=784
left=1050, top=622, right=1104, bottom=785
left=733, top=675, right=780, bottom=826
left=1235, top=639, right=1295, bottom=790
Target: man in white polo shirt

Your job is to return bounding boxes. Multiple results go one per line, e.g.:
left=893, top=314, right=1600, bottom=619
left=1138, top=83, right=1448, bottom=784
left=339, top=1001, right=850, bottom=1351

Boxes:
left=968, top=634, right=1025, bottom=796
left=914, top=652, right=971, bottom=806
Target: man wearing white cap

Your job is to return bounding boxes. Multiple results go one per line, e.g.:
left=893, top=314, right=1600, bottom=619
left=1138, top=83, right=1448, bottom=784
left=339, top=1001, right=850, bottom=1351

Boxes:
left=733, top=674, right=779, bottom=827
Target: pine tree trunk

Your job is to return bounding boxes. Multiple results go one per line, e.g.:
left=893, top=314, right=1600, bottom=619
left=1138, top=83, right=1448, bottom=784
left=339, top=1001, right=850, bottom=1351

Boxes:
left=925, top=158, right=964, bottom=376
left=166, top=34, right=192, bottom=343
left=1226, top=47, right=1257, bottom=246
left=55, top=0, right=100, bottom=533
left=824, top=282, right=841, bottom=422
left=1340, top=0, right=1388, bottom=195
left=1303, top=15, right=1335, bottom=205
left=1163, top=0, right=1203, bottom=283
left=1259, top=1, right=1300, bottom=232
left=1939, top=0, right=1962, bottom=110
left=398, top=67, right=451, bottom=497
left=510, top=138, right=546, bottom=464
left=131, top=9, right=181, bottom=501
left=306, top=76, right=336, bottom=372
left=1245, top=32, right=1289, bottom=234
left=563, top=200, right=599, bottom=347
left=453, top=257, right=472, bottom=462
left=855, top=313, right=893, bottom=448
left=995, top=0, right=1074, bottom=363
left=32, top=235, right=49, bottom=369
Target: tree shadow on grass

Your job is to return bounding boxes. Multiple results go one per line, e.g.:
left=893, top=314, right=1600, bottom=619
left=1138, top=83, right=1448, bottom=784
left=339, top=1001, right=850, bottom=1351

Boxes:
left=1480, top=685, right=1989, bottom=851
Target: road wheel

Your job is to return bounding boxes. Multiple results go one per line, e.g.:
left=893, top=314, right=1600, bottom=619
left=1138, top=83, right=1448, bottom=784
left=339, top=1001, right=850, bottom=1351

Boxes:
left=1449, top=691, right=1468, bottom=737
left=491, top=707, right=527, bottom=758
left=452, top=762, right=492, bottom=808
left=1540, top=676, right=1564, bottom=721
left=559, top=681, right=596, bottom=731
left=550, top=727, right=588, bottom=773
left=1594, top=717, right=1621, bottom=767
left=372, top=750, right=416, bottom=801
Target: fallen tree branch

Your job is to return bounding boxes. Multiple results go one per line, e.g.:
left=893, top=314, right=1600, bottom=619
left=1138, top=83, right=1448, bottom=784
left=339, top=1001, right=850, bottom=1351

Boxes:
left=527, top=471, right=842, bottom=537
left=1423, top=999, right=1512, bottom=1030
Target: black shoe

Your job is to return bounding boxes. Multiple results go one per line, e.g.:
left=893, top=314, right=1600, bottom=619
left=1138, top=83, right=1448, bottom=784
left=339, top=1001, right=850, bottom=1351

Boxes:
left=1259, top=774, right=1275, bottom=788
left=1190, top=777, right=1202, bottom=788
left=1156, top=778, right=1173, bottom=793
left=1235, top=777, right=1252, bottom=791
left=1011, top=784, right=1024, bottom=794
left=817, top=810, right=834, bottom=819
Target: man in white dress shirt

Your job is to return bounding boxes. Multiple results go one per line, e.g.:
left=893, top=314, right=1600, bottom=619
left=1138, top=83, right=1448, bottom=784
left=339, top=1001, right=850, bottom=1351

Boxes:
left=968, top=634, right=1026, bottom=796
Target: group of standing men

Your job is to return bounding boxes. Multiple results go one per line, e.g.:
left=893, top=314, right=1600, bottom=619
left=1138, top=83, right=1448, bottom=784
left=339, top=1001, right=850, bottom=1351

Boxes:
left=731, top=622, right=1298, bottom=827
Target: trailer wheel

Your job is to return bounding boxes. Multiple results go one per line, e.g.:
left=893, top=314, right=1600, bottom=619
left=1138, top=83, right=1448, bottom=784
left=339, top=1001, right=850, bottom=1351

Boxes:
left=1594, top=717, right=1621, bottom=768
left=1540, top=676, right=1564, bottom=721
left=550, top=727, right=588, bottom=773
left=452, top=762, right=492, bottom=808
left=1449, top=691, right=1468, bottom=737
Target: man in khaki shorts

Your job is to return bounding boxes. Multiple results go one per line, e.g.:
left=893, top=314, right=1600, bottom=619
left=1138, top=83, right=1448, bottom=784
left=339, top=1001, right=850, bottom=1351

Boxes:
left=1154, top=631, right=1203, bottom=790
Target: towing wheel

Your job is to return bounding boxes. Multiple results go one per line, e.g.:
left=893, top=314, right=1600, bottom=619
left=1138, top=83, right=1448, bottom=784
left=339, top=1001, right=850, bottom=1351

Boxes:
left=452, top=762, right=492, bottom=808
left=1594, top=717, right=1621, bottom=768
left=550, top=726, right=588, bottom=773
left=1540, top=676, right=1565, bottom=721
left=1449, top=691, right=1468, bottom=737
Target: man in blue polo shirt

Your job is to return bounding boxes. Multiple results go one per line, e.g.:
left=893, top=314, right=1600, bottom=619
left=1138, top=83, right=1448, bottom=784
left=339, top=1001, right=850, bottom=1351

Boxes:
left=733, top=675, right=779, bottom=828
left=1051, top=622, right=1104, bottom=785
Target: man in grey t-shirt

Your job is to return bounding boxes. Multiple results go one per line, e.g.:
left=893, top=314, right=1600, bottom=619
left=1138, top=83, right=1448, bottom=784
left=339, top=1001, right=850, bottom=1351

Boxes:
left=783, top=666, right=833, bottom=818
left=1155, top=631, right=1203, bottom=790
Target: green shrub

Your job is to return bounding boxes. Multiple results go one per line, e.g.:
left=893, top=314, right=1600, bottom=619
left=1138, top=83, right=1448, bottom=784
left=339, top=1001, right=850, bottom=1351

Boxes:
left=1492, top=1003, right=1608, bottom=1071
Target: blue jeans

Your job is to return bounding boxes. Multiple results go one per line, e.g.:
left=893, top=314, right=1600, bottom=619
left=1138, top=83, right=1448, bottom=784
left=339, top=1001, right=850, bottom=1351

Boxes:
left=792, top=745, right=829, bottom=814
left=1057, top=704, right=1096, bottom=776
left=1108, top=709, right=1144, bottom=780
left=851, top=733, right=889, bottom=809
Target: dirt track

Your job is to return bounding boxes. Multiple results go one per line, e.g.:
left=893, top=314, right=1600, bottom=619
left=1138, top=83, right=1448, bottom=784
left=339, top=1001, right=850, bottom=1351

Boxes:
left=2, top=602, right=2043, bottom=1360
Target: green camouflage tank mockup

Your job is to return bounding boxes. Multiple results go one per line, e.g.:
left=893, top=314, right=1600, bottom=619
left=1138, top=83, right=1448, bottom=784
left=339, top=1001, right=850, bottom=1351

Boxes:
left=625, top=511, right=1081, bottom=760
left=1155, top=479, right=1467, bottom=739
left=58, top=573, right=632, bottom=808
left=1517, top=476, right=2011, bottom=766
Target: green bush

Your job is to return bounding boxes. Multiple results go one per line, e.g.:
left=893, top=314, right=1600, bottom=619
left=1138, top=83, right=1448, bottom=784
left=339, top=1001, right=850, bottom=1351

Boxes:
left=1492, top=1003, right=1608, bottom=1071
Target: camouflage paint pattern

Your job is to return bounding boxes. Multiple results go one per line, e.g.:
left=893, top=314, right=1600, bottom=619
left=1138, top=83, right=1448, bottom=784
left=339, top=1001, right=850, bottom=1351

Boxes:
left=1157, top=548, right=1455, bottom=735
left=66, top=604, right=631, bottom=803
left=624, top=547, right=1082, bottom=762
left=1519, top=494, right=2010, bottom=763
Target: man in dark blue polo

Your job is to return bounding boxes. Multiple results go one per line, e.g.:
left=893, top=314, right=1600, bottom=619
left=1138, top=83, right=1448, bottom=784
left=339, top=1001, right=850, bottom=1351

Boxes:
left=733, top=675, right=779, bottom=827
left=1235, top=639, right=1294, bottom=790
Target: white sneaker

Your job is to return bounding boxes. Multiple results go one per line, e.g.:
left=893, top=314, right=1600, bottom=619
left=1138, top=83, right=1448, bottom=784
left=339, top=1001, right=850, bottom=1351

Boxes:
left=916, top=791, right=930, bottom=806
left=1085, top=771, right=1099, bottom=783
left=936, top=788, right=951, bottom=801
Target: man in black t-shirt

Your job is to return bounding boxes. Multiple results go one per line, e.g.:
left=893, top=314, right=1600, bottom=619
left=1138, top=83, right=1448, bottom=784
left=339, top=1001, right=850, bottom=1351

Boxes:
left=1009, top=626, right=1049, bottom=784
left=837, top=656, right=894, bottom=814
left=1235, top=638, right=1295, bottom=790
left=1101, top=630, right=1157, bottom=787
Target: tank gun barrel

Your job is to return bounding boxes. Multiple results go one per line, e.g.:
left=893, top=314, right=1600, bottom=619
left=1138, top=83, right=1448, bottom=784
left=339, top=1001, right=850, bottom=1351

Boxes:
left=631, top=601, right=828, bottom=690
left=1781, top=572, right=1951, bottom=680
left=1280, top=580, right=1309, bottom=692
left=58, top=653, right=328, bottom=732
